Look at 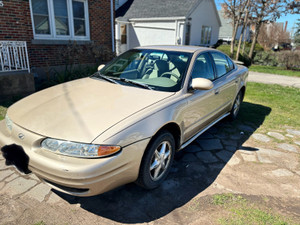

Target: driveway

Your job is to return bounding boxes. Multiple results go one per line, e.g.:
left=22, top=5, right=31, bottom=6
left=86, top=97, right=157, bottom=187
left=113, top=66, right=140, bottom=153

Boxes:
left=248, top=71, right=300, bottom=88
left=1, top=106, right=300, bottom=224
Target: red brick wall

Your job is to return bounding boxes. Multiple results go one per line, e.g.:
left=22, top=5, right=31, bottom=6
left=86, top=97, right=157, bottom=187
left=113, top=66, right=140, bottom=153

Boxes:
left=89, top=0, right=113, bottom=47
left=0, top=0, right=113, bottom=68
left=0, top=0, right=33, bottom=41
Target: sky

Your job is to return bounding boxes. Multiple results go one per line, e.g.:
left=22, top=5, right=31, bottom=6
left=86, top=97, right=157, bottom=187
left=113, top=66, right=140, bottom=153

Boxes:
left=214, top=0, right=300, bottom=34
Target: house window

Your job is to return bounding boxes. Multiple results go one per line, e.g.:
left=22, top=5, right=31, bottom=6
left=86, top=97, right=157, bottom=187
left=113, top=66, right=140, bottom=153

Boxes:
left=72, top=1, right=86, bottom=36
left=200, top=26, right=212, bottom=45
left=30, top=0, right=90, bottom=40
left=53, top=0, right=69, bottom=35
left=32, top=0, right=50, bottom=34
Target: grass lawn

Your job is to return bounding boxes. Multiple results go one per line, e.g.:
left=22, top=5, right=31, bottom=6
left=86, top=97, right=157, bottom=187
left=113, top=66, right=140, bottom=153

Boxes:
left=0, top=100, right=15, bottom=121
left=249, top=65, right=300, bottom=77
left=0, top=106, right=7, bottom=121
left=238, top=82, right=300, bottom=132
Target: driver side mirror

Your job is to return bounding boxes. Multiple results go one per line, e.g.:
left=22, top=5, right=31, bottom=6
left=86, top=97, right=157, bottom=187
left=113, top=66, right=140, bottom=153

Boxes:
left=98, top=64, right=105, bottom=71
left=191, top=78, right=213, bottom=90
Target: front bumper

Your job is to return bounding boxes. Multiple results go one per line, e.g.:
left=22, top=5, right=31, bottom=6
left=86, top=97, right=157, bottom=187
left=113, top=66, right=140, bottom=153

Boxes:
left=0, top=120, right=150, bottom=196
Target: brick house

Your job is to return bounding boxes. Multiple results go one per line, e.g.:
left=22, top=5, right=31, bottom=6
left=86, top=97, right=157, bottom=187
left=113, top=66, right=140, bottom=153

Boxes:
left=0, top=0, right=115, bottom=78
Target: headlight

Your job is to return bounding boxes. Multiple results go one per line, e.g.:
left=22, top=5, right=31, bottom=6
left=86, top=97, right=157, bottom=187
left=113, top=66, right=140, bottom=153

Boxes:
left=41, top=138, right=121, bottom=158
left=5, top=115, right=13, bottom=132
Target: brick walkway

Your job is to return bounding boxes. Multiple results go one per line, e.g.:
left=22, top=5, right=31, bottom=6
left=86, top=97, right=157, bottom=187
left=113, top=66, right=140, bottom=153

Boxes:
left=1, top=120, right=299, bottom=224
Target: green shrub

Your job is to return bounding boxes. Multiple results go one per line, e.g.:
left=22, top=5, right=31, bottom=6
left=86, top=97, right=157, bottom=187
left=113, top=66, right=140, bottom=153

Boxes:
left=217, top=45, right=232, bottom=56
left=52, top=65, right=97, bottom=84
left=238, top=53, right=252, bottom=67
left=58, top=41, right=115, bottom=66
left=253, top=50, right=300, bottom=68
left=253, top=51, right=278, bottom=66
left=36, top=65, right=98, bottom=91
left=277, top=51, right=300, bottom=70
left=244, top=42, right=264, bottom=52
left=217, top=45, right=252, bottom=67
left=35, top=41, right=114, bottom=91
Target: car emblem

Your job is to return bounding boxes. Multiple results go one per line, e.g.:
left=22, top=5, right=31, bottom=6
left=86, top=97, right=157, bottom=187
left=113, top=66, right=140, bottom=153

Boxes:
left=18, top=133, right=25, bottom=140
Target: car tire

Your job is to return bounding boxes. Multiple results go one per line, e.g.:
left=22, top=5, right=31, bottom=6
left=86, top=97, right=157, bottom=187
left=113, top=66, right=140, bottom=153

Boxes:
left=136, top=131, right=175, bottom=189
left=229, top=90, right=243, bottom=120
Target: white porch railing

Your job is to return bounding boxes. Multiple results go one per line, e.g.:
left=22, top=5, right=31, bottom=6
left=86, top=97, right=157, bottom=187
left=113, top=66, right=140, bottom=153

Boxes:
left=0, top=41, right=30, bottom=73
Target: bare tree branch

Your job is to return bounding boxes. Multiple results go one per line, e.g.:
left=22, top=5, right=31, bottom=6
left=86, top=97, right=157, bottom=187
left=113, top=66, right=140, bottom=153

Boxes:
left=248, top=0, right=297, bottom=59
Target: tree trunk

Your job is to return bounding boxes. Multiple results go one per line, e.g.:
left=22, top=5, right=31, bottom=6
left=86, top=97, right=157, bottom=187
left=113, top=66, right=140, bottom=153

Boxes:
left=235, top=31, right=244, bottom=60
left=236, top=22, right=248, bottom=60
left=249, top=23, right=261, bottom=60
left=242, top=32, right=246, bottom=54
left=235, top=0, right=250, bottom=60
left=231, top=10, right=246, bottom=58
left=230, top=21, right=238, bottom=58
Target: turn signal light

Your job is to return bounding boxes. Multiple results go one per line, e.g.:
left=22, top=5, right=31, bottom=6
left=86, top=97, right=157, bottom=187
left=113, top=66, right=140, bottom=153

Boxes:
left=98, top=146, right=121, bottom=156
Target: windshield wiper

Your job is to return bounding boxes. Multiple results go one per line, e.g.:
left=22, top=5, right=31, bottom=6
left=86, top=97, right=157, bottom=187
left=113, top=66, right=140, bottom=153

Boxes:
left=94, top=72, right=119, bottom=84
left=119, top=78, right=152, bottom=90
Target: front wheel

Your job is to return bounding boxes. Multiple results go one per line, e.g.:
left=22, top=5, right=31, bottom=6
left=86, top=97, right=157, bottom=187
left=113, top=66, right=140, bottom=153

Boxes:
left=136, top=131, right=175, bottom=189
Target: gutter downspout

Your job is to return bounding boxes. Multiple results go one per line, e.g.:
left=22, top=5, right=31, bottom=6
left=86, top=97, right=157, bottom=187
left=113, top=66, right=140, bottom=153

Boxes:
left=110, top=0, right=115, bottom=52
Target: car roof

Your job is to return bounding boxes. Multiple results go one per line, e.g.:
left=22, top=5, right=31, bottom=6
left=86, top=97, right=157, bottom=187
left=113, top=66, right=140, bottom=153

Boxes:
left=134, top=45, right=213, bottom=53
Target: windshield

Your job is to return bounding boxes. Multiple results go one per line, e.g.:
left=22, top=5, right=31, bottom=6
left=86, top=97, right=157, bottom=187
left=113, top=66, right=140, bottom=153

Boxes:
left=97, top=49, right=192, bottom=92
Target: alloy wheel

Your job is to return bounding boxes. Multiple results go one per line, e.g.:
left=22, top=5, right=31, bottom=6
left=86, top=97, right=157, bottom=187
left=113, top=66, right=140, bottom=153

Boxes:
left=149, top=141, right=172, bottom=181
left=233, top=92, right=241, bottom=117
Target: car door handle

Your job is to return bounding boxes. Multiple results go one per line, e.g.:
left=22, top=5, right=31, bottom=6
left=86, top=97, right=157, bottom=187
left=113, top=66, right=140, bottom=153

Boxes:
left=215, top=89, right=220, bottom=95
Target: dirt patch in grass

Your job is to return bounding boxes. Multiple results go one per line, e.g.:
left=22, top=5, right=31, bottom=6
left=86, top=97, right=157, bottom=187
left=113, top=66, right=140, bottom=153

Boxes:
left=185, top=194, right=300, bottom=225
left=214, top=194, right=298, bottom=225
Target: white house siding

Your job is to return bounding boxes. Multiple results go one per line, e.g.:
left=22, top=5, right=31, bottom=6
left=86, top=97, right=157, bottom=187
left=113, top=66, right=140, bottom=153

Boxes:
left=219, top=26, right=251, bottom=42
left=236, top=26, right=250, bottom=42
left=128, top=24, right=140, bottom=49
left=189, top=0, right=220, bottom=46
left=218, top=11, right=251, bottom=42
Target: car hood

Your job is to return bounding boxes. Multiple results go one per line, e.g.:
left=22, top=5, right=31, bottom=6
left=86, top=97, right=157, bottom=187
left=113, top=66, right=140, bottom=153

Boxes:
left=8, top=78, right=174, bottom=143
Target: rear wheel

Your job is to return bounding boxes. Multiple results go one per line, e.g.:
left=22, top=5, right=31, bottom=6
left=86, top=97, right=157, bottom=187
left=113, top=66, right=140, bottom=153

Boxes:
left=229, top=91, right=242, bottom=120
left=136, top=131, right=175, bottom=189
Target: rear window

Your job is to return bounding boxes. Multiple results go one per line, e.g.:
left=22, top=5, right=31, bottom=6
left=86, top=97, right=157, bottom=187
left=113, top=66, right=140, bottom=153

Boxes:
left=210, top=52, right=231, bottom=78
left=226, top=56, right=235, bottom=71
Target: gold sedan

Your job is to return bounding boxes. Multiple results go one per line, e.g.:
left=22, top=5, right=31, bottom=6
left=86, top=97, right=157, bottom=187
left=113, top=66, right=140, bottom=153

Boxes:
left=0, top=46, right=248, bottom=196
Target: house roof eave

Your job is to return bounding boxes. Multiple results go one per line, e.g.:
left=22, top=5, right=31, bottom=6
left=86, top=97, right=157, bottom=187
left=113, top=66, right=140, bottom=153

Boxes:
left=129, top=16, right=186, bottom=22
left=212, top=0, right=222, bottom=27
left=116, top=17, right=130, bottom=23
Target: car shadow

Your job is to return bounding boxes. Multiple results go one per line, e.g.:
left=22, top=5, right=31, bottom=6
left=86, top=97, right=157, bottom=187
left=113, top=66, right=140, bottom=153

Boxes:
left=54, top=101, right=271, bottom=224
